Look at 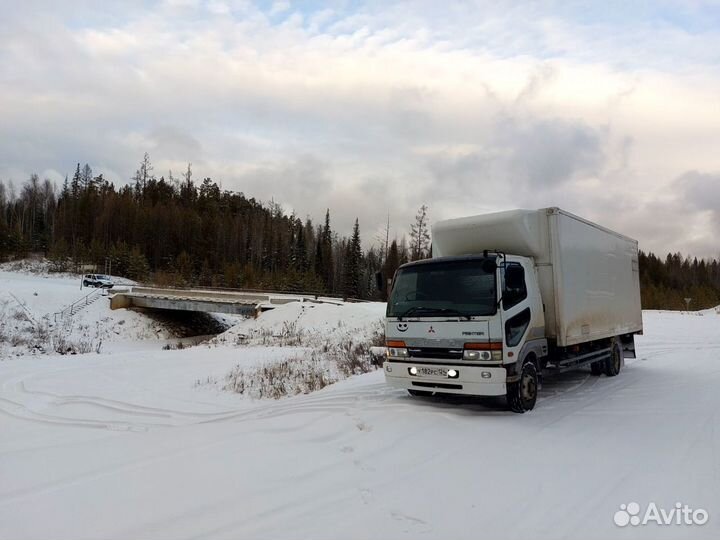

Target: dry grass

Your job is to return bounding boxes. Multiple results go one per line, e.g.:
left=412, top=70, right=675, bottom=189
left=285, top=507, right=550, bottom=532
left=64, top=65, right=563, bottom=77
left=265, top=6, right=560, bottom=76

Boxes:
left=224, top=352, right=335, bottom=399
left=1, top=317, right=101, bottom=356
left=220, top=320, right=386, bottom=399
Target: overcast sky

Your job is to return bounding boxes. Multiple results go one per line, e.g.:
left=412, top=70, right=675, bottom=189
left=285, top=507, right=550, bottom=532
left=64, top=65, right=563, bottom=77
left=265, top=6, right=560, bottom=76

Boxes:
left=2, top=0, right=720, bottom=256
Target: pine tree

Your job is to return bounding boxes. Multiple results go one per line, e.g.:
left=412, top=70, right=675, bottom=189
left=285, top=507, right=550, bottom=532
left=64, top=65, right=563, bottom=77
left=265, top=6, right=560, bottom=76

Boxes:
left=314, top=233, right=324, bottom=284
left=381, top=240, right=401, bottom=300
left=81, top=164, right=93, bottom=190
left=409, top=204, right=430, bottom=260
left=132, top=153, right=154, bottom=200
left=320, top=209, right=334, bottom=292
left=180, top=163, right=195, bottom=206
left=61, top=175, right=70, bottom=200
left=71, top=163, right=82, bottom=199
left=292, top=219, right=307, bottom=272
left=343, top=218, right=363, bottom=299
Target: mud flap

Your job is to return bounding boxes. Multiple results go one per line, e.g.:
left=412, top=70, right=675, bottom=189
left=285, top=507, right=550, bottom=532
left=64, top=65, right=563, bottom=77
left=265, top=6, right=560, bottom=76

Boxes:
left=621, top=334, right=637, bottom=359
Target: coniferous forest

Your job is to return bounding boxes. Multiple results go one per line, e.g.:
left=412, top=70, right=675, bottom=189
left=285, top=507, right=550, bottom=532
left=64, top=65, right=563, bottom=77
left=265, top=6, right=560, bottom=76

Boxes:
left=1, top=155, right=719, bottom=309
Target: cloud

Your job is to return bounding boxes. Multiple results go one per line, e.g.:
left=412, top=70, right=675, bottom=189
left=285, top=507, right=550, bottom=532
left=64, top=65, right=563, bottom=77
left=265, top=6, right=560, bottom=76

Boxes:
left=679, top=171, right=720, bottom=212
left=269, top=1, right=290, bottom=16
left=148, top=127, right=204, bottom=163
left=1, top=1, right=720, bottom=255
left=420, top=116, right=606, bottom=217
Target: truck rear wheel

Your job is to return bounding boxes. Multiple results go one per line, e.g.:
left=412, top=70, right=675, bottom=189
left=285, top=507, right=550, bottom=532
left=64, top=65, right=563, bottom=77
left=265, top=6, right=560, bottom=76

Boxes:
left=604, top=339, right=623, bottom=377
left=507, top=362, right=538, bottom=413
left=590, top=361, right=603, bottom=375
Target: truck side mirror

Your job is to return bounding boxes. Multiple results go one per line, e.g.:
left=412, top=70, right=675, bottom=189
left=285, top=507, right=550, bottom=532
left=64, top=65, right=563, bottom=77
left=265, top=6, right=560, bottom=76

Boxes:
left=375, top=271, right=385, bottom=292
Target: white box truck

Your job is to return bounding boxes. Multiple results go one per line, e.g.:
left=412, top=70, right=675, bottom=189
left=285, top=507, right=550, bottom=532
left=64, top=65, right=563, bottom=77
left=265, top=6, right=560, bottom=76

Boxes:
left=380, top=207, right=643, bottom=412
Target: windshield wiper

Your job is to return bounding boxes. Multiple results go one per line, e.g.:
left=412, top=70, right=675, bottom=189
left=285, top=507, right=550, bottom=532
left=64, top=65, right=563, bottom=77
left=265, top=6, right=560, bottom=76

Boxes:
left=398, top=306, right=471, bottom=320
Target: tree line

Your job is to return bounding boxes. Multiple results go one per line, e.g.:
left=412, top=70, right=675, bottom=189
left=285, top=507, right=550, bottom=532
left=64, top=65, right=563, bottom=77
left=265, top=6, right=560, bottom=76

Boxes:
left=0, top=156, right=431, bottom=300
left=638, top=251, right=720, bottom=310
left=1, top=155, right=718, bottom=308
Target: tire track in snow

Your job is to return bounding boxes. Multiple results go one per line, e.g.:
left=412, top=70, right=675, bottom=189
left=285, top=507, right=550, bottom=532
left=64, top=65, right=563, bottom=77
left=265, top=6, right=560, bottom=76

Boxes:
left=0, top=368, right=244, bottom=431
left=0, top=333, right=697, bottom=514
left=18, top=380, right=240, bottom=419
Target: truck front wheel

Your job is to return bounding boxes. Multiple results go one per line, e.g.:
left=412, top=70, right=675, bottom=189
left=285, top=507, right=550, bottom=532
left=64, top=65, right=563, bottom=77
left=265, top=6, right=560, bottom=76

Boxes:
left=507, top=361, right=538, bottom=413
left=604, top=339, right=623, bottom=377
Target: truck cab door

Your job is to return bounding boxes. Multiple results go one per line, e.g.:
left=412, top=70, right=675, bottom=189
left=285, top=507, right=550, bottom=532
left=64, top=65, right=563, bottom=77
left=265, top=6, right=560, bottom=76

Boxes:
left=501, top=262, right=537, bottom=361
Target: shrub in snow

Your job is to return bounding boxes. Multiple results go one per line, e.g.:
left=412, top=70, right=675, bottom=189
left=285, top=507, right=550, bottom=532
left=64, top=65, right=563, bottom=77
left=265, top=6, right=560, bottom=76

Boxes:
left=333, top=340, right=377, bottom=377
left=10, top=334, right=29, bottom=348
left=215, top=303, right=386, bottom=399
left=163, top=341, right=187, bottom=350
left=224, top=352, right=335, bottom=399
left=223, top=326, right=383, bottom=398
left=46, top=331, right=97, bottom=355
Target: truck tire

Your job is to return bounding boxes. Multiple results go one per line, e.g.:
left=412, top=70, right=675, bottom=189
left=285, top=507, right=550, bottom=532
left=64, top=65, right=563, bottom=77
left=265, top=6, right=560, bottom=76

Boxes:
left=507, top=361, right=538, bottom=413
left=590, top=361, right=603, bottom=375
left=604, top=339, right=623, bottom=377
left=408, top=389, right=433, bottom=397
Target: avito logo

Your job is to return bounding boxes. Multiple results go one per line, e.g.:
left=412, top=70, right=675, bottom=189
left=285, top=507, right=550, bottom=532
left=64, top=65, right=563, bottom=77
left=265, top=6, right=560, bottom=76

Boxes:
left=614, top=502, right=709, bottom=527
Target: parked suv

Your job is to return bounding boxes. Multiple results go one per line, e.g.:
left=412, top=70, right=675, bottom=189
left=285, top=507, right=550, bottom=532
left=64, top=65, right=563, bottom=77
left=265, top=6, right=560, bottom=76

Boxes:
left=83, top=274, right=115, bottom=288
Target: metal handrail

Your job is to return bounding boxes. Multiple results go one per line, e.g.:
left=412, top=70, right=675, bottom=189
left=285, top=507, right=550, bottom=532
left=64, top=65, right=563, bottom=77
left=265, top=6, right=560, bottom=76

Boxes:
left=53, top=289, right=103, bottom=322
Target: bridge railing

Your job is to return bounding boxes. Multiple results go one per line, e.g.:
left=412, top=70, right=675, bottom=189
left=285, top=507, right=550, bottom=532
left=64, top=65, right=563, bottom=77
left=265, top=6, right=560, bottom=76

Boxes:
left=125, top=283, right=372, bottom=303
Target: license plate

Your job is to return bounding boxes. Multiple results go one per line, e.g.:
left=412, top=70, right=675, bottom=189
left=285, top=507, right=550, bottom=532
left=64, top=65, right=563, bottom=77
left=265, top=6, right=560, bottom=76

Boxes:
left=417, top=366, right=448, bottom=378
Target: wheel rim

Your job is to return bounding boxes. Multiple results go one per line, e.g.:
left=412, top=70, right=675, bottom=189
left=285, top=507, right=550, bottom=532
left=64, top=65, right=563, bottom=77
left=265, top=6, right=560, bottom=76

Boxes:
left=521, top=369, right=537, bottom=403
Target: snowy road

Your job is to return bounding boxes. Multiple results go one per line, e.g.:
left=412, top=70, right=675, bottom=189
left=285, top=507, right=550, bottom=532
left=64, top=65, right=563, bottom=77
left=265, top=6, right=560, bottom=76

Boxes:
left=1, top=311, right=719, bottom=539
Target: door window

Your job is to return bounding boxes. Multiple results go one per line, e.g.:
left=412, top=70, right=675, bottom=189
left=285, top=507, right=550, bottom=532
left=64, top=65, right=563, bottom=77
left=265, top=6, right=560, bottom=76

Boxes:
left=505, top=307, right=531, bottom=347
left=502, top=263, right=527, bottom=310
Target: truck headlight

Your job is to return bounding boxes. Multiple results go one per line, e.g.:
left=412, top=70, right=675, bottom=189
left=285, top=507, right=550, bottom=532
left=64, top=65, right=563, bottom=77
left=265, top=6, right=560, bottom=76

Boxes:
left=463, top=349, right=491, bottom=361
left=386, top=340, right=409, bottom=359
left=463, top=343, right=503, bottom=362
left=387, top=347, right=409, bottom=359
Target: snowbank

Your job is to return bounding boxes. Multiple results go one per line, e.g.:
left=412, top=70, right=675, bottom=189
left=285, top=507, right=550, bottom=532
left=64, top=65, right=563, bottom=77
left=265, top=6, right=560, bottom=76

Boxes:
left=211, top=301, right=386, bottom=398
left=216, top=301, right=386, bottom=345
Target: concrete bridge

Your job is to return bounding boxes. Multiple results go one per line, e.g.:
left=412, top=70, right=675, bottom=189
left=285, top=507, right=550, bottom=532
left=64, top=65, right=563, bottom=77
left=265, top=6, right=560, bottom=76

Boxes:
left=109, top=286, right=343, bottom=316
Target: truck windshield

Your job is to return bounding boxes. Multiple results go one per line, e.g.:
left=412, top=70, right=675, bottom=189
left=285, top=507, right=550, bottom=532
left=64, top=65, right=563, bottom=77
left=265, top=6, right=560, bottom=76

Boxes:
left=387, top=259, right=497, bottom=318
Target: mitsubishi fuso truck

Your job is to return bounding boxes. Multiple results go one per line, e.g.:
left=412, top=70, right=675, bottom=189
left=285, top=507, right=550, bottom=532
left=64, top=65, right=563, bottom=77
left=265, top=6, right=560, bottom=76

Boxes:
left=379, top=207, right=643, bottom=413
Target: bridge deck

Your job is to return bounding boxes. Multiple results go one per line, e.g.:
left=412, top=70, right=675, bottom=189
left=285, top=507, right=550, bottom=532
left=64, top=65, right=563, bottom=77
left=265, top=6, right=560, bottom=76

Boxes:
left=109, top=287, right=343, bottom=315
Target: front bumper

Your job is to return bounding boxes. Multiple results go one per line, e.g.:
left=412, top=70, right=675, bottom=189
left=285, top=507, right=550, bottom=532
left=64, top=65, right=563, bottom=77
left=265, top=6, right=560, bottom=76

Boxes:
left=384, top=360, right=507, bottom=396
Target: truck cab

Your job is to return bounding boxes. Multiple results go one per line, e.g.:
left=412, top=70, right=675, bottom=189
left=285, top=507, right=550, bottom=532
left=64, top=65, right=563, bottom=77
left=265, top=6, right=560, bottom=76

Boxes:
left=384, top=253, right=547, bottom=412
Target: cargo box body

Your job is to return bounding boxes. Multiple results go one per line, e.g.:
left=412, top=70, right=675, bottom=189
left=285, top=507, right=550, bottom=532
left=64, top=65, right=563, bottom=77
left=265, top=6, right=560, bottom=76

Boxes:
left=432, top=208, right=643, bottom=347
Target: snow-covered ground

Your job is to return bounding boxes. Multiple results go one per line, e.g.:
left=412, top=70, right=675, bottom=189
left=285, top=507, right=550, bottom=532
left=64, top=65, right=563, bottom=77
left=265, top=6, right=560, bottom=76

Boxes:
left=0, top=266, right=241, bottom=355
left=1, top=268, right=719, bottom=539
